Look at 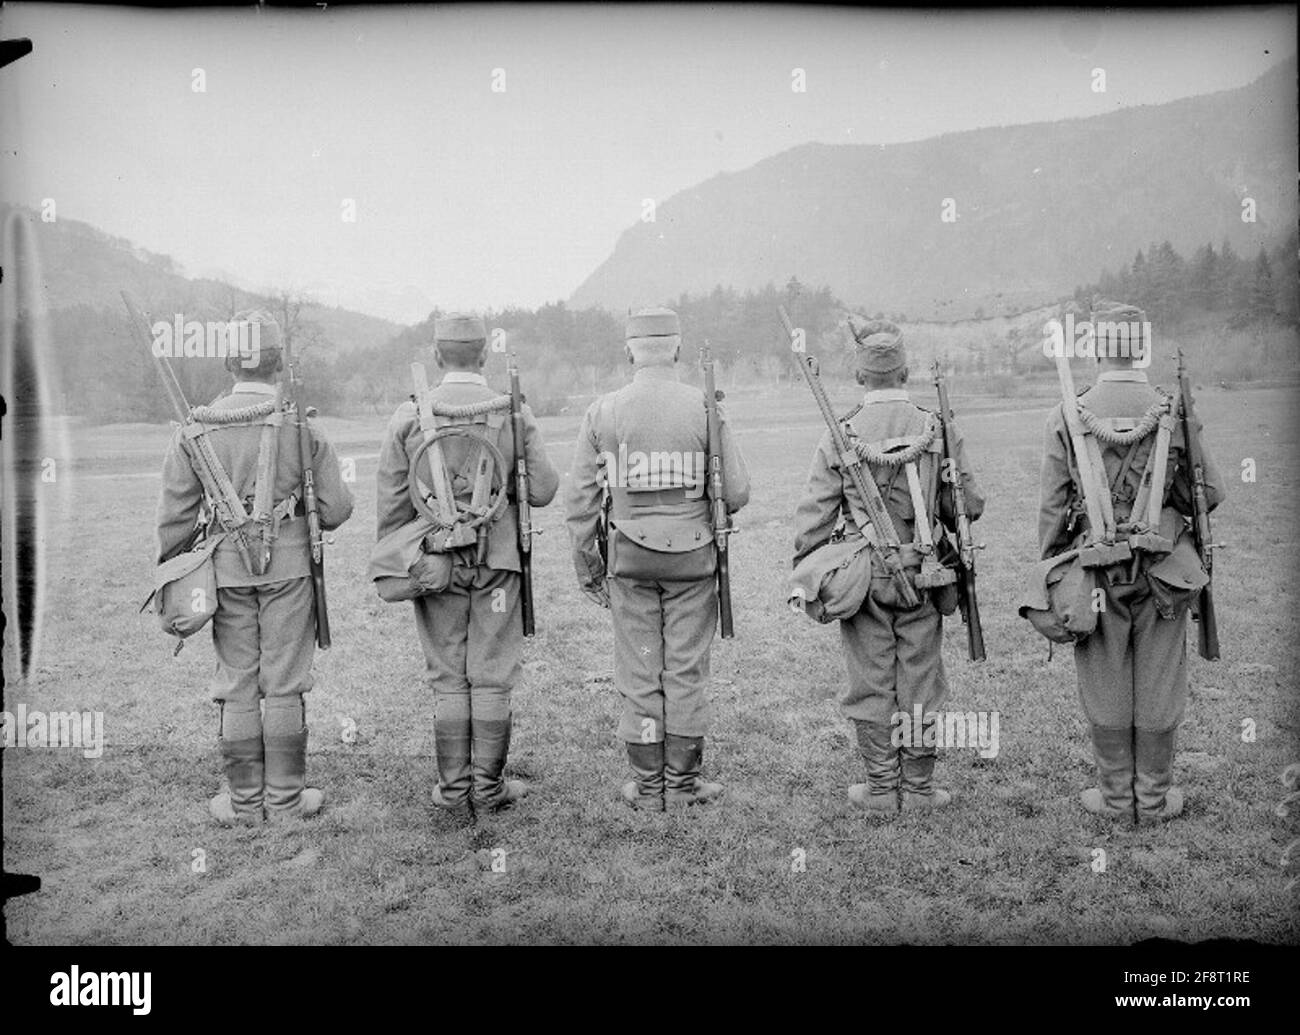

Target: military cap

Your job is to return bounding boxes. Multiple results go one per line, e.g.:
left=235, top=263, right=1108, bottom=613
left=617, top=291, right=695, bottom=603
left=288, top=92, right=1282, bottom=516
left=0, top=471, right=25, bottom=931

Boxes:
left=231, top=308, right=284, bottom=352
left=850, top=317, right=907, bottom=374
left=626, top=307, right=680, bottom=341
left=1089, top=299, right=1147, bottom=327
left=435, top=313, right=487, bottom=343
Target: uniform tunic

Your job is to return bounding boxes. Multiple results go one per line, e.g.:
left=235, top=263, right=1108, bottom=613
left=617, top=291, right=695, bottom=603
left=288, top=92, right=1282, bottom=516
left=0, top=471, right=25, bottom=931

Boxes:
left=1035, top=369, right=1225, bottom=732
left=375, top=371, right=559, bottom=725
left=792, top=387, right=984, bottom=726
left=155, top=380, right=354, bottom=724
left=565, top=365, right=750, bottom=743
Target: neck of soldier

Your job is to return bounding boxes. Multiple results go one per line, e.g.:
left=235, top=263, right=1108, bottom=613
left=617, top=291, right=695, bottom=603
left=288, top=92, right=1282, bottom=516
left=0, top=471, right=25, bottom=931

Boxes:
left=1097, top=356, right=1137, bottom=376
left=632, top=356, right=678, bottom=382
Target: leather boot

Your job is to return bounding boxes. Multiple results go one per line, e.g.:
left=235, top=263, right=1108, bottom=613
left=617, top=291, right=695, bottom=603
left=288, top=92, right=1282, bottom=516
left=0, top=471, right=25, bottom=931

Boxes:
left=264, top=729, right=324, bottom=821
left=664, top=734, right=723, bottom=807
left=900, top=752, right=952, bottom=810
left=1135, top=727, right=1184, bottom=823
left=621, top=741, right=666, bottom=812
left=472, top=715, right=528, bottom=812
left=847, top=720, right=900, bottom=814
left=209, top=736, right=265, bottom=826
left=433, top=714, right=474, bottom=817
left=1080, top=725, right=1136, bottom=821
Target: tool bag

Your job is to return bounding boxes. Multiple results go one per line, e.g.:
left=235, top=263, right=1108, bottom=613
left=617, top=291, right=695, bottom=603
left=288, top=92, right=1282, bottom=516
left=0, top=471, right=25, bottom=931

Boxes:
left=146, top=532, right=226, bottom=652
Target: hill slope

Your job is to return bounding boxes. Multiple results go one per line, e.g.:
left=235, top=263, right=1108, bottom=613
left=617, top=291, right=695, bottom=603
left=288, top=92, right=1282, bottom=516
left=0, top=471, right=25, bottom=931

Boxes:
left=571, top=59, right=1297, bottom=319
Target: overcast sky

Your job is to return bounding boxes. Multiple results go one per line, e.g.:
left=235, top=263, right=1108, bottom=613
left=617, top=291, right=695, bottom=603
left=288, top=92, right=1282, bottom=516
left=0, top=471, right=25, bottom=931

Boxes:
left=0, top=3, right=1294, bottom=322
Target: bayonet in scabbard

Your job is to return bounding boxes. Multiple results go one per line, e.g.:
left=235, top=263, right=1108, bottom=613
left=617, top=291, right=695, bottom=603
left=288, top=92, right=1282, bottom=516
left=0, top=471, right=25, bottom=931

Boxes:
left=1175, top=350, right=1220, bottom=661
left=508, top=351, right=536, bottom=637
left=284, top=334, right=331, bottom=649
left=932, top=361, right=986, bottom=661
left=700, top=341, right=735, bottom=638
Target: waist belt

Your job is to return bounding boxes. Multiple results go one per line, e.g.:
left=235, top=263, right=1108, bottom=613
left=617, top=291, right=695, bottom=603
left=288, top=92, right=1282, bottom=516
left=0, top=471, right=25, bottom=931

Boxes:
left=610, top=486, right=692, bottom=518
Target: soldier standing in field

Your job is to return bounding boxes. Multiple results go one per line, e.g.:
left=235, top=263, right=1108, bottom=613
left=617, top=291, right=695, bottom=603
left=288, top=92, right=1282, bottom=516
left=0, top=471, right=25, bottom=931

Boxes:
left=376, top=314, right=559, bottom=822
left=791, top=319, right=984, bottom=814
left=1020, top=300, right=1224, bottom=823
left=155, top=309, right=354, bottom=825
left=565, top=307, right=750, bottom=811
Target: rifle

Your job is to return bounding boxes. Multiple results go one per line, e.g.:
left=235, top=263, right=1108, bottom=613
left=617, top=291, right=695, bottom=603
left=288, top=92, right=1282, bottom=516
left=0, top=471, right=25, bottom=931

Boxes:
left=932, top=362, right=985, bottom=660
left=283, top=333, right=331, bottom=649
left=507, top=351, right=536, bottom=636
left=779, top=306, right=921, bottom=610
left=122, top=291, right=258, bottom=574
left=700, top=341, right=735, bottom=638
left=1175, top=350, right=1221, bottom=661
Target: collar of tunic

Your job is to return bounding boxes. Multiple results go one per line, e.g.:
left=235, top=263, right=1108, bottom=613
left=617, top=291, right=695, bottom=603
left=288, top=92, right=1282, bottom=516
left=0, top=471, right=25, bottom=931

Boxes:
left=230, top=381, right=278, bottom=396
left=862, top=388, right=910, bottom=405
left=1096, top=370, right=1149, bottom=383
left=632, top=366, right=679, bottom=383
left=440, top=371, right=488, bottom=386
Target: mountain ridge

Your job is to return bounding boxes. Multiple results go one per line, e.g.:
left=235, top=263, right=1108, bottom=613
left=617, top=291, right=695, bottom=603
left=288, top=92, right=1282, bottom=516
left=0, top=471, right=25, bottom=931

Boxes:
left=570, top=57, right=1298, bottom=319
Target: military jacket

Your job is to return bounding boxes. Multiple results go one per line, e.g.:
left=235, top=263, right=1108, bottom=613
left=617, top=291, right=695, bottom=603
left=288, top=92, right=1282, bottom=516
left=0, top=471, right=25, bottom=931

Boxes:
left=1036, top=370, right=1225, bottom=560
left=155, top=381, right=355, bottom=587
left=792, top=388, right=984, bottom=568
left=376, top=371, right=559, bottom=571
left=565, top=365, right=750, bottom=586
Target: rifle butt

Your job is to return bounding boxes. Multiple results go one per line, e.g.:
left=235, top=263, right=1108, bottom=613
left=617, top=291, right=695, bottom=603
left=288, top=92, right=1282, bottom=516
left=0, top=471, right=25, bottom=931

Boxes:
left=963, top=572, right=986, bottom=661
left=520, top=555, right=536, bottom=637
left=717, top=554, right=734, bottom=639
left=313, top=568, right=331, bottom=649
left=1196, top=585, right=1219, bottom=661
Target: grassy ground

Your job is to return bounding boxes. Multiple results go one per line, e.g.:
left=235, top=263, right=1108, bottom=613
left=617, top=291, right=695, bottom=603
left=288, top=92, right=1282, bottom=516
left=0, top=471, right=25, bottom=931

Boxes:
left=4, top=379, right=1298, bottom=945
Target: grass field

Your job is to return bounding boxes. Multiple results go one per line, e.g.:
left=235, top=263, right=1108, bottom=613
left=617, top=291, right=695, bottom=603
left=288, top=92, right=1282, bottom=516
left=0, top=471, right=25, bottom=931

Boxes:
left=4, top=377, right=1299, bottom=945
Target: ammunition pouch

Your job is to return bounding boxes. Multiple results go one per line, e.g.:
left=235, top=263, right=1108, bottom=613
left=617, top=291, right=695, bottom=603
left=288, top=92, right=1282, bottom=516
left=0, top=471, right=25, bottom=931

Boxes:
left=866, top=543, right=926, bottom=612
left=1143, top=509, right=1208, bottom=619
left=925, top=534, right=961, bottom=617
left=151, top=534, right=226, bottom=643
left=606, top=487, right=715, bottom=582
left=607, top=522, right=716, bottom=582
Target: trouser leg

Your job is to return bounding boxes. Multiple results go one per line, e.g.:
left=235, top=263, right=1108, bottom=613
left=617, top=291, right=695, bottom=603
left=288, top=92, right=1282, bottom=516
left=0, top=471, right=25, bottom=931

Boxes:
left=660, top=577, right=723, bottom=806
left=468, top=569, right=525, bottom=809
left=1133, top=585, right=1189, bottom=821
left=209, top=586, right=264, bottom=823
left=1074, top=572, right=1139, bottom=815
left=611, top=578, right=666, bottom=745
left=258, top=578, right=321, bottom=819
left=893, top=598, right=951, bottom=807
left=414, top=574, right=473, bottom=810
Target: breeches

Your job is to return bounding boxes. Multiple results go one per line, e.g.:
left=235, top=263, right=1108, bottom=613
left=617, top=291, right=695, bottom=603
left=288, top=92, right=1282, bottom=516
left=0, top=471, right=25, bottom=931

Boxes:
left=839, top=593, right=949, bottom=725
left=413, top=565, right=522, bottom=720
left=610, top=575, right=716, bottom=742
left=210, top=578, right=315, bottom=704
left=1074, top=572, right=1189, bottom=732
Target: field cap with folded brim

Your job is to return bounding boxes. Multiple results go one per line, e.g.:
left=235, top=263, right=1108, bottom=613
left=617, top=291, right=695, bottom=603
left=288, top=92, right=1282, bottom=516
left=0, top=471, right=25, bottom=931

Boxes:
left=232, top=308, right=284, bottom=352
left=626, top=307, right=680, bottom=340
left=851, top=318, right=907, bottom=375
left=435, top=313, right=487, bottom=343
left=1089, top=299, right=1147, bottom=327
